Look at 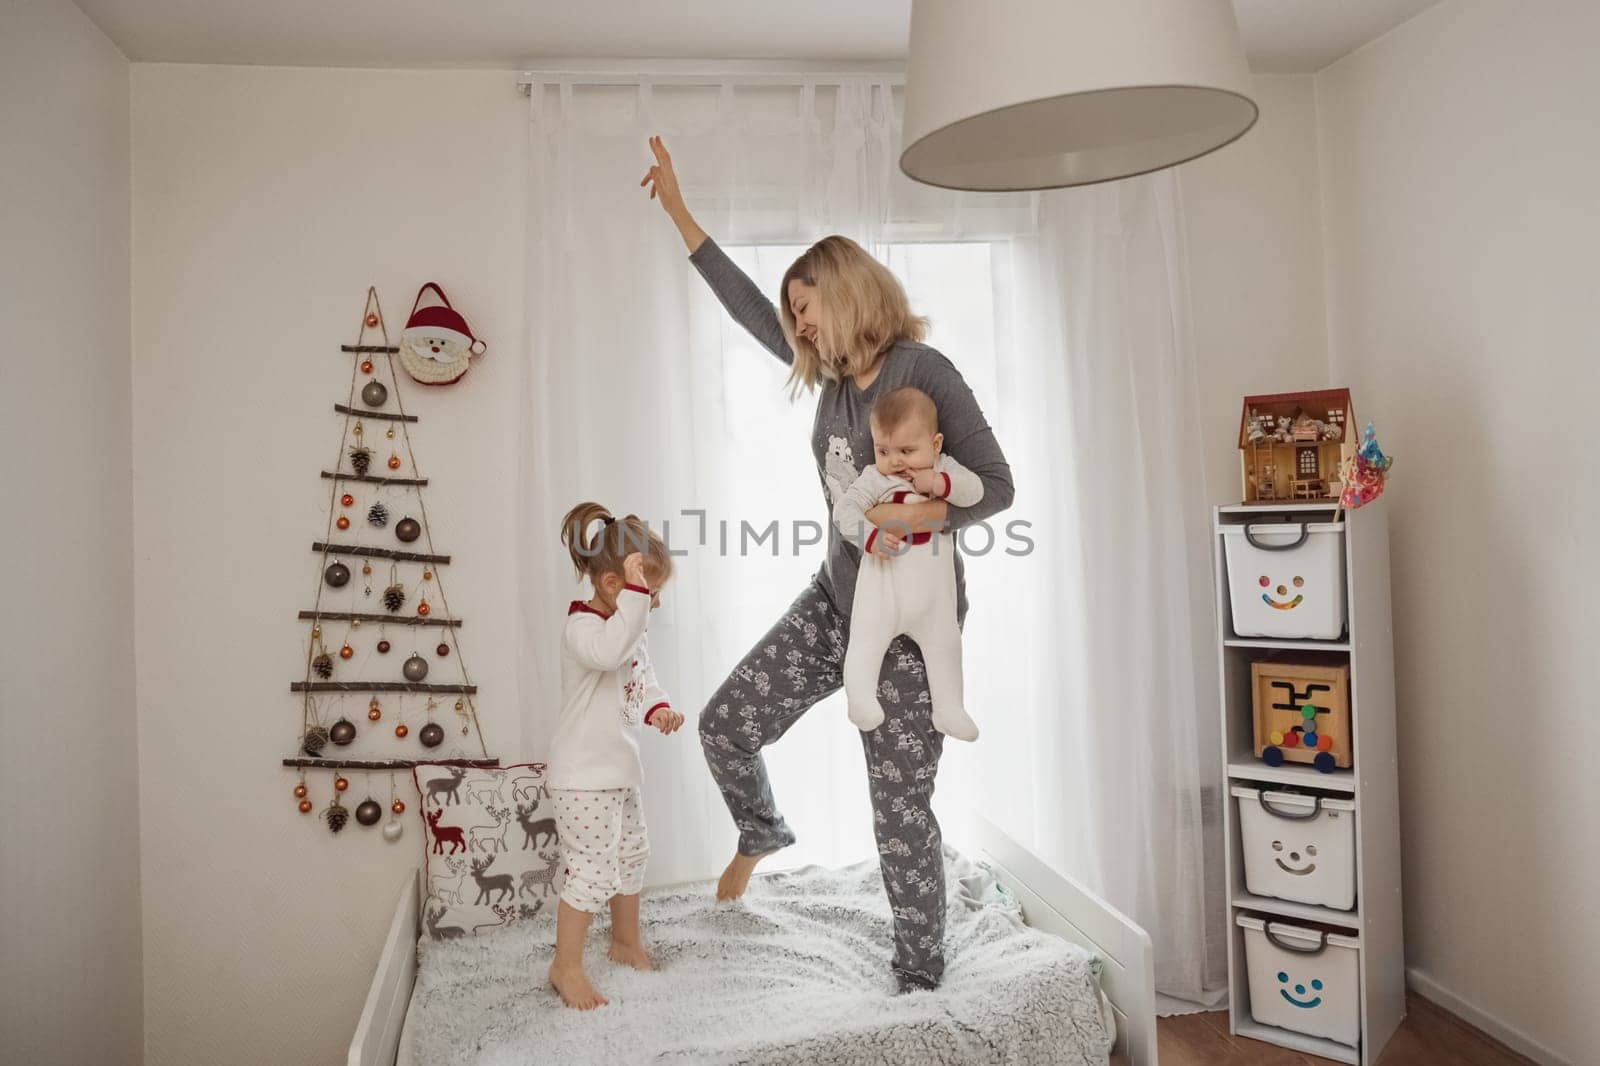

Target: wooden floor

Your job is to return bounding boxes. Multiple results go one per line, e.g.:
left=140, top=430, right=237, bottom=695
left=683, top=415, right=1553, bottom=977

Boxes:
left=1155, top=993, right=1537, bottom=1066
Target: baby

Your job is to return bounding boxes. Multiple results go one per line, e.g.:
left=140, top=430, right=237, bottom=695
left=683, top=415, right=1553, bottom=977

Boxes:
left=833, top=386, right=983, bottom=741
left=548, top=502, right=686, bottom=1010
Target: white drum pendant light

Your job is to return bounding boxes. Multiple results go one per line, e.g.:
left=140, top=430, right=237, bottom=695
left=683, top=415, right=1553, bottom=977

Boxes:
left=901, top=0, right=1258, bottom=191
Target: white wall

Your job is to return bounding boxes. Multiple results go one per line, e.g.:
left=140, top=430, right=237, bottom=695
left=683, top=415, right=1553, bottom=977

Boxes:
left=0, top=2, right=142, bottom=1063
left=130, top=65, right=527, bottom=1065
left=1178, top=75, right=1331, bottom=505
left=1316, top=2, right=1599, bottom=1061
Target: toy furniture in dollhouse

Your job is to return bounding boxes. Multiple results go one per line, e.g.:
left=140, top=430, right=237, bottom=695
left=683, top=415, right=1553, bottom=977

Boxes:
left=1252, top=660, right=1351, bottom=773
left=1239, top=389, right=1356, bottom=505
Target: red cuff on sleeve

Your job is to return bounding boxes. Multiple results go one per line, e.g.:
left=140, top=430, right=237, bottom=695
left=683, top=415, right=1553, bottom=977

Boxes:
left=623, top=583, right=651, bottom=595
left=644, top=702, right=671, bottom=724
left=863, top=527, right=879, bottom=555
left=939, top=471, right=952, bottom=499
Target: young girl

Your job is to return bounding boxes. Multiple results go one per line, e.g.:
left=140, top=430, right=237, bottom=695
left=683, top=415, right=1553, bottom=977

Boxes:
left=548, top=502, right=685, bottom=1011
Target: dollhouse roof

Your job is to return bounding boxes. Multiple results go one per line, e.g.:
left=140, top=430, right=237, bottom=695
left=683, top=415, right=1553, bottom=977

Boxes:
left=1237, top=388, right=1355, bottom=448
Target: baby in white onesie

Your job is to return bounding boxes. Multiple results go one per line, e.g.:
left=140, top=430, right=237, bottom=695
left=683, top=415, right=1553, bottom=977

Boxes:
left=547, top=502, right=686, bottom=1011
left=833, top=386, right=984, bottom=741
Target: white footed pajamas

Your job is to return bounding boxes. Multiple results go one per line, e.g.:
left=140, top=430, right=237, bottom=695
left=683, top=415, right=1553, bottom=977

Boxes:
left=833, top=454, right=985, bottom=741
left=552, top=787, right=649, bottom=914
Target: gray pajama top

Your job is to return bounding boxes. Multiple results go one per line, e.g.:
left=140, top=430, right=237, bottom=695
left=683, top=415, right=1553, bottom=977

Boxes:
left=688, top=237, right=1015, bottom=623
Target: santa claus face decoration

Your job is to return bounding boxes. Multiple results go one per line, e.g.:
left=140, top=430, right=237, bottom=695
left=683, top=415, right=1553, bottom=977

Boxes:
left=400, top=283, right=487, bottom=386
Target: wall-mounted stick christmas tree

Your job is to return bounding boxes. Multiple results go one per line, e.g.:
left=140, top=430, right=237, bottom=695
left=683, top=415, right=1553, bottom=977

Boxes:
left=283, top=288, right=496, bottom=837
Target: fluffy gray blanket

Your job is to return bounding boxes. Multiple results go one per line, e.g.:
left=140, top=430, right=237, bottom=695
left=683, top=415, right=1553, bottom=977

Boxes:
left=400, top=848, right=1114, bottom=1065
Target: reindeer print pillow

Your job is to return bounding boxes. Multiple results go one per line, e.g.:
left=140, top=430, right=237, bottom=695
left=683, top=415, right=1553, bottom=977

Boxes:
left=411, top=762, right=561, bottom=940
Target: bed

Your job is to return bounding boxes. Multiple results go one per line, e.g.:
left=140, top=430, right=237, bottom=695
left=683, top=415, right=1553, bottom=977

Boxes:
left=349, top=816, right=1156, bottom=1066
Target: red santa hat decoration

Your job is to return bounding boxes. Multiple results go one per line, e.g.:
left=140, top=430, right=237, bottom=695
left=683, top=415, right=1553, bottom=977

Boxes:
left=399, top=282, right=487, bottom=386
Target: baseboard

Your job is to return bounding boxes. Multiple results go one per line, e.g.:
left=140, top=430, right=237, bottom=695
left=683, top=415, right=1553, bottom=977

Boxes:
left=1406, top=966, right=1569, bottom=1066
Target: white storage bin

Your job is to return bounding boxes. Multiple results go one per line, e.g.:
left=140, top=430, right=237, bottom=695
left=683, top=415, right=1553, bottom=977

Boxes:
left=1232, top=787, right=1357, bottom=910
left=1221, top=522, right=1347, bottom=639
left=1238, top=914, right=1360, bottom=1046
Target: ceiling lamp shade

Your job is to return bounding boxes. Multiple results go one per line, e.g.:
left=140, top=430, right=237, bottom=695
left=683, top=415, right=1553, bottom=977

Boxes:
left=901, top=0, right=1259, bottom=191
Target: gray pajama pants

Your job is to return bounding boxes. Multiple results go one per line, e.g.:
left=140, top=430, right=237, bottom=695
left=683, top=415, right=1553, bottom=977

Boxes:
left=699, top=579, right=947, bottom=988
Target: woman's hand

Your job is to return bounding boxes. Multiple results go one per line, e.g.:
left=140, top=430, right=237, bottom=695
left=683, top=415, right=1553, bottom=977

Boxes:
left=866, top=499, right=949, bottom=536
left=641, top=136, right=707, bottom=253
left=623, top=553, right=647, bottom=587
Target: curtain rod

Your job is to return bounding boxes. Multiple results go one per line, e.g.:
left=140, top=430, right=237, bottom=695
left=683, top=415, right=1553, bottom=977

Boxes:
left=517, top=64, right=905, bottom=96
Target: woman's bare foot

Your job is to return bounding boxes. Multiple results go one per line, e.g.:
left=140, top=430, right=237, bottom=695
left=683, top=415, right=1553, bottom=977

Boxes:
left=716, top=850, right=773, bottom=901
left=608, top=940, right=656, bottom=971
left=548, top=960, right=609, bottom=1010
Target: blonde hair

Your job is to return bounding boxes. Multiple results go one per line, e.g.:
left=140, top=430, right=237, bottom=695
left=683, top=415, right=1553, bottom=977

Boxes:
left=780, top=235, right=928, bottom=395
left=560, top=501, right=673, bottom=585
left=870, top=386, right=939, bottom=436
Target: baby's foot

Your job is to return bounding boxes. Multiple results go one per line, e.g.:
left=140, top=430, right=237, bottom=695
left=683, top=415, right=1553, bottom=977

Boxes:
left=548, top=960, right=608, bottom=1010
left=716, top=850, right=774, bottom=902
left=932, top=707, right=979, bottom=742
left=848, top=701, right=886, bottom=732
left=608, top=940, right=656, bottom=971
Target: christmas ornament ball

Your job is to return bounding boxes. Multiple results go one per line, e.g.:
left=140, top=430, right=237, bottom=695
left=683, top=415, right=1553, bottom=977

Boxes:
left=334, top=776, right=349, bottom=792
left=365, top=312, right=380, bottom=329
left=324, top=562, right=351, bottom=588
left=382, top=820, right=404, bottom=843
left=293, top=783, right=308, bottom=799
left=339, top=644, right=354, bottom=660
left=298, top=799, right=314, bottom=814
left=368, top=705, right=382, bottom=722
left=362, top=381, right=389, bottom=408
left=391, top=799, right=406, bottom=815
left=387, top=455, right=402, bottom=470
left=360, top=359, right=374, bottom=374
left=416, top=600, right=431, bottom=617
left=419, top=722, right=445, bottom=748
left=355, top=799, right=383, bottom=827
left=329, top=718, right=357, bottom=745
left=341, top=493, right=355, bottom=507
left=394, top=723, right=409, bottom=739
left=336, top=515, right=351, bottom=530
left=403, top=654, right=429, bottom=682
left=395, top=518, right=421, bottom=542
left=437, top=642, right=450, bottom=657
left=377, top=639, right=391, bottom=654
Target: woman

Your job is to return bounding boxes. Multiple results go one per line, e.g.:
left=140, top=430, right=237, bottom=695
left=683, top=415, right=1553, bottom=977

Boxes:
left=641, top=136, right=1014, bottom=992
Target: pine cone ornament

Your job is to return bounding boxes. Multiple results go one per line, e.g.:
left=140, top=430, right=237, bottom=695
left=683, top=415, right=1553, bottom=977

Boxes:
left=324, top=795, right=349, bottom=834
left=383, top=583, right=406, bottom=613
left=313, top=652, right=334, bottom=679
left=301, top=725, right=330, bottom=756
left=367, top=502, right=389, bottom=527
left=349, top=445, right=372, bottom=476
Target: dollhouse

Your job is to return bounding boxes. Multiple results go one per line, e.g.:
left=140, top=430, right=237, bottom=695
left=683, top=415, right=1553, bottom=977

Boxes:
left=1238, top=389, right=1356, bottom=504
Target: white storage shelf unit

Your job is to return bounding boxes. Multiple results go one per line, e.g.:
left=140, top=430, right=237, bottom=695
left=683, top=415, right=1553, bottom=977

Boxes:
left=1212, top=499, right=1405, bottom=1065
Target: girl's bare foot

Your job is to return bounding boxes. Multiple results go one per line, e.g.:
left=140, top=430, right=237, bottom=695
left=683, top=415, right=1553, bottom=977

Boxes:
left=548, top=960, right=608, bottom=1010
left=716, top=850, right=773, bottom=901
left=608, top=940, right=656, bottom=971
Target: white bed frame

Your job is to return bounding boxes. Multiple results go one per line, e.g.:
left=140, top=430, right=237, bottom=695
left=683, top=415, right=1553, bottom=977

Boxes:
left=348, top=816, right=1156, bottom=1066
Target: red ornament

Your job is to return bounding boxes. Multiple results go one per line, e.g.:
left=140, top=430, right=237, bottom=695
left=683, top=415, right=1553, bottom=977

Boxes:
left=365, top=313, right=380, bottom=329
left=391, top=799, right=406, bottom=815
left=298, top=799, right=314, bottom=814
left=394, top=724, right=409, bottom=739
left=334, top=776, right=350, bottom=792
left=416, top=600, right=431, bottom=617
left=341, top=493, right=355, bottom=507
left=436, top=642, right=450, bottom=657
left=387, top=455, right=402, bottom=470
left=361, top=359, right=374, bottom=374
left=368, top=707, right=382, bottom=722
left=376, top=639, right=391, bottom=654
left=293, top=783, right=308, bottom=799
left=339, top=644, right=354, bottom=660
left=336, top=516, right=351, bottom=530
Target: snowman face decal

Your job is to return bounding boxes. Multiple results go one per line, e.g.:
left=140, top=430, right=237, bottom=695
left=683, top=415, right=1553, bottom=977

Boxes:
left=1271, top=839, right=1317, bottom=876
left=1259, top=574, right=1305, bottom=610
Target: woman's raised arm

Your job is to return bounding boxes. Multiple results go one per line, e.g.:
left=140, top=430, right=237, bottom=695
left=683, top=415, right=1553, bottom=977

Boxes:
left=642, top=136, right=794, bottom=366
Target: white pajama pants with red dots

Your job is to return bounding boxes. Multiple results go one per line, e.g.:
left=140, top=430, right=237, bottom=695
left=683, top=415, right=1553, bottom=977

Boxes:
left=552, top=787, right=649, bottom=914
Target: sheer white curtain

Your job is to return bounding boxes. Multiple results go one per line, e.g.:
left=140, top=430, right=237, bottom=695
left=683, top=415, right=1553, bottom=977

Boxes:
left=517, top=71, right=1225, bottom=1005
